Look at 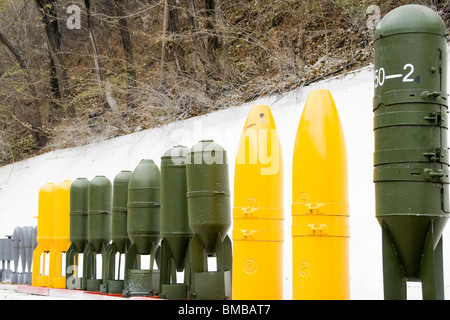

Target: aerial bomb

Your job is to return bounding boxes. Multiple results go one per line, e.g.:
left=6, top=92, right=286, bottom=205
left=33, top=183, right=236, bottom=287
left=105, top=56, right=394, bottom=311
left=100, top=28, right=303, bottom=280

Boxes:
left=23, top=226, right=34, bottom=285
left=103, top=170, right=132, bottom=294
left=1, top=236, right=12, bottom=282
left=88, top=176, right=112, bottom=253
left=186, top=140, right=232, bottom=300
left=292, top=90, right=349, bottom=300
left=69, top=178, right=89, bottom=253
left=159, top=145, right=192, bottom=300
left=66, top=178, right=89, bottom=290
left=232, top=105, right=284, bottom=300
left=111, top=171, right=133, bottom=253
left=50, top=180, right=72, bottom=288
left=32, top=182, right=57, bottom=287
left=124, top=159, right=161, bottom=297
left=11, top=227, right=21, bottom=284
left=373, top=4, right=449, bottom=300
left=84, top=175, right=112, bottom=292
left=18, top=227, right=26, bottom=285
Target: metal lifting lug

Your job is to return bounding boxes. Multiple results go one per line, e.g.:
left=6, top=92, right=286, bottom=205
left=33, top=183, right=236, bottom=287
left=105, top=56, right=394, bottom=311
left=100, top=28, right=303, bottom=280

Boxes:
left=308, top=224, right=328, bottom=236
left=424, top=168, right=445, bottom=179
left=421, top=91, right=442, bottom=100
left=305, top=202, right=323, bottom=214
left=424, top=112, right=442, bottom=125
left=422, top=149, right=442, bottom=162
left=242, top=230, right=256, bottom=239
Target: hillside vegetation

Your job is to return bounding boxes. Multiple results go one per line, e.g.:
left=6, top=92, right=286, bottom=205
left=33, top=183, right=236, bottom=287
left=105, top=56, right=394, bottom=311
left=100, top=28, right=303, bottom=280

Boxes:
left=0, top=0, right=448, bottom=164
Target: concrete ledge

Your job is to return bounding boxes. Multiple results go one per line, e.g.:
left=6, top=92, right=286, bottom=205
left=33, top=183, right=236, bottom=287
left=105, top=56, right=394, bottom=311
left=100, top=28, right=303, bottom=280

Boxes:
left=17, top=285, right=51, bottom=296
left=0, top=284, right=17, bottom=291
left=16, top=285, right=160, bottom=300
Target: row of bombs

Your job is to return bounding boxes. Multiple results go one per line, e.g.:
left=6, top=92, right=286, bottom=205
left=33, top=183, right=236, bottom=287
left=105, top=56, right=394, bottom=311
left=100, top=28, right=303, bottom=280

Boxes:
left=0, top=227, right=37, bottom=284
left=34, top=92, right=350, bottom=300
left=35, top=140, right=232, bottom=300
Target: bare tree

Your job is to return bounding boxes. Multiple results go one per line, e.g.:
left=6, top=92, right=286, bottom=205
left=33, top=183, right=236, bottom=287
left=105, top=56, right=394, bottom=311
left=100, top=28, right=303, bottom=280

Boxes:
left=161, top=0, right=185, bottom=80
left=204, top=0, right=227, bottom=54
left=84, top=0, right=118, bottom=113
left=34, top=0, right=75, bottom=119
left=114, top=0, right=137, bottom=109
left=0, top=31, right=47, bottom=147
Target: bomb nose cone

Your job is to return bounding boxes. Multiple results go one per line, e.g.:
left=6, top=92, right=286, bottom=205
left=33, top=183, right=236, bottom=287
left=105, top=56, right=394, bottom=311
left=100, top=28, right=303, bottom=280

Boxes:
left=293, top=90, right=347, bottom=202
left=236, top=105, right=282, bottom=178
left=375, top=4, right=447, bottom=40
left=242, top=105, right=276, bottom=130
